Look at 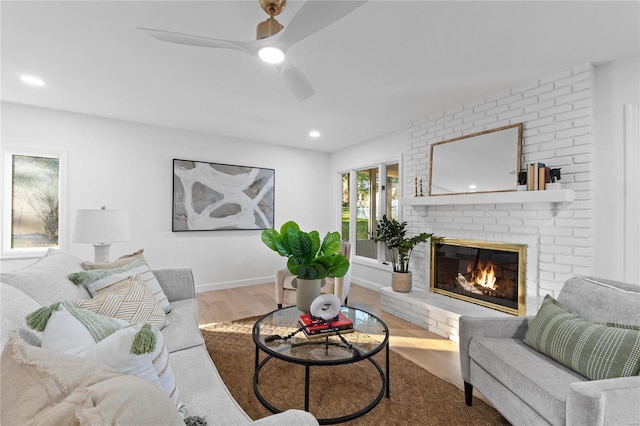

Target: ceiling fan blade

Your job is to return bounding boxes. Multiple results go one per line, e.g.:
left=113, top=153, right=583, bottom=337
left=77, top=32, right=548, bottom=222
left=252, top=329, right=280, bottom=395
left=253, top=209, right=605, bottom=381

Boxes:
left=276, top=1, right=368, bottom=51
left=279, top=60, right=315, bottom=102
left=138, top=27, right=262, bottom=56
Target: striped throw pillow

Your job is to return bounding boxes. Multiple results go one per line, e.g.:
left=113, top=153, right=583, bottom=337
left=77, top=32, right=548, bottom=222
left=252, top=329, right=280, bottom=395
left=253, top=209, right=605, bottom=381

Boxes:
left=524, top=295, right=640, bottom=380
left=74, top=277, right=167, bottom=329
left=70, top=258, right=171, bottom=313
left=36, top=302, right=180, bottom=407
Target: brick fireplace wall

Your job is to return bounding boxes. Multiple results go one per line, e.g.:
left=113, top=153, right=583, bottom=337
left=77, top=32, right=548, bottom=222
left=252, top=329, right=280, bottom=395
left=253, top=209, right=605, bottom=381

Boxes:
left=403, top=63, right=595, bottom=313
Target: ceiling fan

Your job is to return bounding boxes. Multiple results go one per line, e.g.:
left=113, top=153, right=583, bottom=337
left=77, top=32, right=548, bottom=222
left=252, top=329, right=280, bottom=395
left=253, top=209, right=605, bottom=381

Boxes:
left=138, top=0, right=367, bottom=102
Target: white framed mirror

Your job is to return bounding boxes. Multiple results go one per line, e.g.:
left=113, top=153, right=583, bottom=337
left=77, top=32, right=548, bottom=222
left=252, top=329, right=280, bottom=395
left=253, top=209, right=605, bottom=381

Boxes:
left=429, top=123, right=523, bottom=196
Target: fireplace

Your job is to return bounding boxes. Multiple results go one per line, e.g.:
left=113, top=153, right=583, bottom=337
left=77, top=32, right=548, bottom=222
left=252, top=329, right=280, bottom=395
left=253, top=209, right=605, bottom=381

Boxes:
left=430, top=238, right=526, bottom=316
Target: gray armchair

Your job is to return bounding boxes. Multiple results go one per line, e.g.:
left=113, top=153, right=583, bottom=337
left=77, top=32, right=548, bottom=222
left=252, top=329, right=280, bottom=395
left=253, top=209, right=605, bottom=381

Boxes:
left=275, top=241, right=351, bottom=309
left=459, top=276, right=640, bottom=425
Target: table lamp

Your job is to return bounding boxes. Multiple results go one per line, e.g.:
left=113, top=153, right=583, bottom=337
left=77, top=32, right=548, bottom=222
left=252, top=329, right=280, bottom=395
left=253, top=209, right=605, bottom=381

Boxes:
left=72, top=206, right=131, bottom=262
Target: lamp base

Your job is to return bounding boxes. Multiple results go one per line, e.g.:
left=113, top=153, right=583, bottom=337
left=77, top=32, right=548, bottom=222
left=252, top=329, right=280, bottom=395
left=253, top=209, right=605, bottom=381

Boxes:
left=93, top=244, right=112, bottom=263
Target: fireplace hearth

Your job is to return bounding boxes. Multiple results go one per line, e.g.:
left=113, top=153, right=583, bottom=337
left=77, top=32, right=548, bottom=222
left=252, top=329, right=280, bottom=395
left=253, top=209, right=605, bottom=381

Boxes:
left=430, top=238, right=526, bottom=316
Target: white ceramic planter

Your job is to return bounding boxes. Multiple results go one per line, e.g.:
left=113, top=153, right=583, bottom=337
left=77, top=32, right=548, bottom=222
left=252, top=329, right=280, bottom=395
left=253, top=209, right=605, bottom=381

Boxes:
left=293, top=278, right=322, bottom=312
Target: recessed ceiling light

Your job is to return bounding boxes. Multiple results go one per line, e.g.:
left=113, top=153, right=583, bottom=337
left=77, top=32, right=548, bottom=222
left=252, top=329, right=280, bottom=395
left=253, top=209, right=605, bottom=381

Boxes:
left=20, top=75, right=45, bottom=86
left=469, top=184, right=477, bottom=189
left=309, top=130, right=320, bottom=138
left=258, top=47, right=285, bottom=64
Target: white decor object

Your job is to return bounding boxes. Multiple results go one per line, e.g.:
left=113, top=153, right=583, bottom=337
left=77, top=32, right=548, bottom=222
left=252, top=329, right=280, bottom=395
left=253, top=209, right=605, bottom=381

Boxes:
left=546, top=182, right=561, bottom=190
left=72, top=206, right=130, bottom=262
left=310, top=294, right=341, bottom=320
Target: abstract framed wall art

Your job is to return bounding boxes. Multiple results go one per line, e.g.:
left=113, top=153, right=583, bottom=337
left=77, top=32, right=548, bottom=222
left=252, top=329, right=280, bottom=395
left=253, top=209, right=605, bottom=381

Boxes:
left=172, top=159, right=275, bottom=231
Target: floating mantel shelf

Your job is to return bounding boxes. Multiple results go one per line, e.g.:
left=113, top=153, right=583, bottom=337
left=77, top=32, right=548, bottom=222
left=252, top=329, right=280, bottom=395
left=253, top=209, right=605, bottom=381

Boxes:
left=402, top=189, right=575, bottom=206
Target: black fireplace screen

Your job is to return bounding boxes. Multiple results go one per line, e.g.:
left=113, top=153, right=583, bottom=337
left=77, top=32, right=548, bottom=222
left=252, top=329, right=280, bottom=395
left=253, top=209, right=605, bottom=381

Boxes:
left=430, top=238, right=526, bottom=316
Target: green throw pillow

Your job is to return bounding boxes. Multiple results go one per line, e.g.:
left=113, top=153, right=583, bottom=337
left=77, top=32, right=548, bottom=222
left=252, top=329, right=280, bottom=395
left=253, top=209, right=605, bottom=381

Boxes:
left=524, top=295, right=640, bottom=380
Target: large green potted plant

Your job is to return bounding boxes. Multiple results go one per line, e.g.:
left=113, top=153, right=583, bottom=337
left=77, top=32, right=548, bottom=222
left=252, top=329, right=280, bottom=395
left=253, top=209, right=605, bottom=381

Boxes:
left=371, top=215, right=435, bottom=292
left=261, top=221, right=350, bottom=312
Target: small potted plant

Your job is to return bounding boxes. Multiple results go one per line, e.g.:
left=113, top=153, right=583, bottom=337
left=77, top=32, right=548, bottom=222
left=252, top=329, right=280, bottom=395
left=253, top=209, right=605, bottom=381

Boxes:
left=371, top=215, right=435, bottom=292
left=261, top=221, right=350, bottom=312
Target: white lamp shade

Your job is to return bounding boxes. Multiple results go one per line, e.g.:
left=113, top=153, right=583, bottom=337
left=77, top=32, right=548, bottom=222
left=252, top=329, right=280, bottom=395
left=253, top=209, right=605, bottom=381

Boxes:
left=72, top=209, right=131, bottom=244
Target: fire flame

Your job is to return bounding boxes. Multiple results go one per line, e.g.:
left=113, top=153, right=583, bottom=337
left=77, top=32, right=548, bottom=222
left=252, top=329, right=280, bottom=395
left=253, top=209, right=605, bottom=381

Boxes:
left=466, top=262, right=496, bottom=288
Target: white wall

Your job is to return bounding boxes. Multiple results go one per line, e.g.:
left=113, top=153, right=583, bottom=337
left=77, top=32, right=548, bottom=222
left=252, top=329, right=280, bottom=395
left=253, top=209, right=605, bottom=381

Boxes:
left=0, top=102, right=333, bottom=291
left=593, top=53, right=640, bottom=281
left=333, top=56, right=640, bottom=296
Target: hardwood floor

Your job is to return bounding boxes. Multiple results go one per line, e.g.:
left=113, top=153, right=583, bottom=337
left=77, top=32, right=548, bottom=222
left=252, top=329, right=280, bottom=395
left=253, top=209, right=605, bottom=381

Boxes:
left=196, top=283, right=464, bottom=391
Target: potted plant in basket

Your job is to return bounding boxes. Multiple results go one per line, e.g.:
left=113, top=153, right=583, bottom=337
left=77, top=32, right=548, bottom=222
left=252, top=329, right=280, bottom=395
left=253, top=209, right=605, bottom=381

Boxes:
left=261, top=221, right=350, bottom=312
left=371, top=215, right=435, bottom=292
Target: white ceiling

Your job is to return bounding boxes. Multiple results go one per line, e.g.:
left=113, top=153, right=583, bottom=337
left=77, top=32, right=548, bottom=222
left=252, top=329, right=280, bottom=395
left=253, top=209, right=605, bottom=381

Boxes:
left=2, top=1, right=639, bottom=152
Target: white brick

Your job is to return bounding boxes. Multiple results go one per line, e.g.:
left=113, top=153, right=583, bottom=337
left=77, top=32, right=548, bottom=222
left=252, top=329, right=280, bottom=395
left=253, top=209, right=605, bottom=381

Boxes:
left=484, top=225, right=509, bottom=233
left=571, top=80, right=591, bottom=93
left=524, top=83, right=554, bottom=98
left=398, top=64, right=594, bottom=309
left=485, top=104, right=508, bottom=116
left=463, top=111, right=486, bottom=123
left=498, top=109, right=524, bottom=120
left=539, top=86, right=572, bottom=101
left=475, top=115, right=500, bottom=126
left=525, top=99, right=555, bottom=114
left=474, top=101, right=498, bottom=112
left=525, top=116, right=555, bottom=128
left=510, top=96, right=540, bottom=110
left=497, top=93, right=524, bottom=106
left=555, top=143, right=591, bottom=157
left=555, top=72, right=590, bottom=88
left=556, top=90, right=591, bottom=105
left=436, top=114, right=453, bottom=125
left=539, top=120, right=574, bottom=133
left=572, top=63, right=592, bottom=74
left=538, top=104, right=573, bottom=118
left=454, top=108, right=474, bottom=120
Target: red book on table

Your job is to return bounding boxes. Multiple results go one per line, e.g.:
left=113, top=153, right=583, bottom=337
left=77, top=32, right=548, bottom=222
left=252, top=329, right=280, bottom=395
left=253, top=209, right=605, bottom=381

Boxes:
left=298, top=312, right=353, bottom=334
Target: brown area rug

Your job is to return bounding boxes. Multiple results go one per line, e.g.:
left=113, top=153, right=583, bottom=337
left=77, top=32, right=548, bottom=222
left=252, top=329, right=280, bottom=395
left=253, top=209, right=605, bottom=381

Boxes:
left=202, top=317, right=509, bottom=425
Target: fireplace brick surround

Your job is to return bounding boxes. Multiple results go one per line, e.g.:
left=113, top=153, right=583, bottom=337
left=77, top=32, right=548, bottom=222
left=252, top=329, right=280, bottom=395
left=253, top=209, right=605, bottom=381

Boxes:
left=382, top=63, right=595, bottom=340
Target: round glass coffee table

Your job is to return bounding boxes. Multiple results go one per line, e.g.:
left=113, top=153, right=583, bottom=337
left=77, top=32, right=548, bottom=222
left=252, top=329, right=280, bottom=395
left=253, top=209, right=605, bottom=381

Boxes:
left=252, top=306, right=389, bottom=424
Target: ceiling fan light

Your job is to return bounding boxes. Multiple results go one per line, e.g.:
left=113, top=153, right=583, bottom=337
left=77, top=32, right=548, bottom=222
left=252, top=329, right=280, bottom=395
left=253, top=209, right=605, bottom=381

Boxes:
left=259, top=46, right=285, bottom=64
left=20, top=75, right=45, bottom=86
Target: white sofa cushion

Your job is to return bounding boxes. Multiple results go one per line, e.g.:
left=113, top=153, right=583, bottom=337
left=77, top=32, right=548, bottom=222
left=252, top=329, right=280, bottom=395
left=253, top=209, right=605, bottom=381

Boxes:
left=0, top=283, right=42, bottom=351
left=37, top=303, right=180, bottom=407
left=470, top=335, right=586, bottom=426
left=0, top=250, right=90, bottom=305
left=1, top=334, right=184, bottom=425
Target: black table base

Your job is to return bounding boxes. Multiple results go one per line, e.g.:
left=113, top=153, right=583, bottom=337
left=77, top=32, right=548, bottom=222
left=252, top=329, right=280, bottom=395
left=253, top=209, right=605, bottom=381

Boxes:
left=253, top=340, right=390, bottom=425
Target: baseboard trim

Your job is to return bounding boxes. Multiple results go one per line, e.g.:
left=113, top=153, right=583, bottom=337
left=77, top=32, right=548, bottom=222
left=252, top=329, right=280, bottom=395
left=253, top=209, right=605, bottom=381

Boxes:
left=195, top=276, right=272, bottom=293
left=348, top=279, right=383, bottom=292
left=195, top=276, right=384, bottom=294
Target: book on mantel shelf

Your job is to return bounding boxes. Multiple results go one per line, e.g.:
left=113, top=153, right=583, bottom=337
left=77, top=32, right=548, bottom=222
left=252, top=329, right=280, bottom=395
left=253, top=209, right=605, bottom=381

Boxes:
left=298, top=312, right=354, bottom=338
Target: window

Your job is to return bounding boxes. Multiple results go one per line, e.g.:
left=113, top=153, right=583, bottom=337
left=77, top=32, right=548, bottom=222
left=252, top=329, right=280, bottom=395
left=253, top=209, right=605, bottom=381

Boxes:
left=340, top=160, right=400, bottom=262
left=341, top=172, right=350, bottom=241
left=3, top=151, right=66, bottom=256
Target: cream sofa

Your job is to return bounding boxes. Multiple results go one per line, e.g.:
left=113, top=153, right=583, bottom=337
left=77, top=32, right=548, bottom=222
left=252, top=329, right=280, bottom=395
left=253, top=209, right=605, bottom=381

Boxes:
left=460, top=276, right=640, bottom=426
left=1, top=250, right=317, bottom=425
